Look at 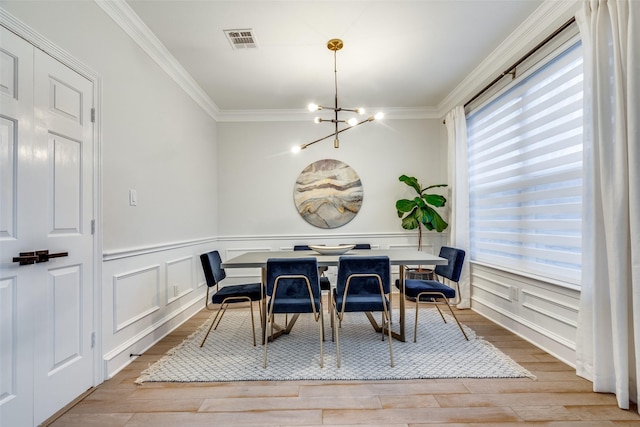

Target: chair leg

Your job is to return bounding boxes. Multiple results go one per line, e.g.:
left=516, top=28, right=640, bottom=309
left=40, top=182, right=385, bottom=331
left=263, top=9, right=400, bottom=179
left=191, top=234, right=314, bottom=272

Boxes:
left=334, top=310, right=341, bottom=368
left=415, top=291, right=470, bottom=342
left=443, top=299, right=469, bottom=340
left=434, top=303, right=447, bottom=323
left=388, top=288, right=393, bottom=325
left=331, top=309, right=336, bottom=343
left=330, top=302, right=335, bottom=341
left=200, top=304, right=226, bottom=347
left=321, top=298, right=326, bottom=342
left=263, top=312, right=272, bottom=368
left=319, top=310, right=324, bottom=368
left=214, top=304, right=229, bottom=329
left=324, top=291, right=332, bottom=341
left=386, top=311, right=394, bottom=367
left=249, top=301, right=257, bottom=347
left=414, top=302, right=420, bottom=343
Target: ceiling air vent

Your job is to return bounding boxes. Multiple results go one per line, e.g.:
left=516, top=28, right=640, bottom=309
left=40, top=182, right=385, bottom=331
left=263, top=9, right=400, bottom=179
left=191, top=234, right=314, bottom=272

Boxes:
left=224, top=29, right=258, bottom=49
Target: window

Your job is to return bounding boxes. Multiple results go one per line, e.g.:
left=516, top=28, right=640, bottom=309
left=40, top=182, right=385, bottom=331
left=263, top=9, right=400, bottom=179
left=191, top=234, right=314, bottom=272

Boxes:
left=466, top=39, right=583, bottom=286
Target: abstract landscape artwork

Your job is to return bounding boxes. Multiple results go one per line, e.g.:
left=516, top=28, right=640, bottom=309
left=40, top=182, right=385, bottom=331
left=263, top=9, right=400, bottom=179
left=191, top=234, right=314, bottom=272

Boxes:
left=293, top=159, right=363, bottom=229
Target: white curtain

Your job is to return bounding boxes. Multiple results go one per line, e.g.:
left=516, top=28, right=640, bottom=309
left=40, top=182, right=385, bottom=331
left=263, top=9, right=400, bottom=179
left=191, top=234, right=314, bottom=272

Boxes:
left=445, top=106, right=471, bottom=309
left=575, top=0, right=640, bottom=411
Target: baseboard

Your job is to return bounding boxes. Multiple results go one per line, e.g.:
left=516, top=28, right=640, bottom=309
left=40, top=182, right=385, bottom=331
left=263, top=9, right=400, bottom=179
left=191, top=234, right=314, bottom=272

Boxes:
left=103, top=295, right=203, bottom=378
left=472, top=297, right=577, bottom=368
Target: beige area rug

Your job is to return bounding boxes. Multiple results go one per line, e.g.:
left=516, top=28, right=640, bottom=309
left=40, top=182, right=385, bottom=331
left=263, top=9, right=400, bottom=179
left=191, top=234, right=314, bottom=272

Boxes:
left=136, top=308, right=534, bottom=383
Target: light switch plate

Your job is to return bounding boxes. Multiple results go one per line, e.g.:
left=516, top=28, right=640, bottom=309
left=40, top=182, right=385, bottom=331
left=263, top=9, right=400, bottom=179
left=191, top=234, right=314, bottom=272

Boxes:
left=129, top=189, right=137, bottom=206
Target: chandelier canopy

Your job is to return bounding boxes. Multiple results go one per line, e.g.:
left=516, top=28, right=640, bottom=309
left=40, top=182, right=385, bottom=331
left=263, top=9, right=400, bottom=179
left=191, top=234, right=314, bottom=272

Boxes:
left=292, top=39, right=383, bottom=152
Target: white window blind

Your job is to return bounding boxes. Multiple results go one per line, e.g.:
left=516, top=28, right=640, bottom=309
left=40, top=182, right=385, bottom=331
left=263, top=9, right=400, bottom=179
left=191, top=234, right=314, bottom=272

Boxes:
left=466, top=40, right=583, bottom=286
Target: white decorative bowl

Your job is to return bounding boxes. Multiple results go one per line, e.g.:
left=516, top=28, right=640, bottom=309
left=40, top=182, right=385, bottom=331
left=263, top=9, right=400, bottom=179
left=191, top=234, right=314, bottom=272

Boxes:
left=308, top=244, right=356, bottom=255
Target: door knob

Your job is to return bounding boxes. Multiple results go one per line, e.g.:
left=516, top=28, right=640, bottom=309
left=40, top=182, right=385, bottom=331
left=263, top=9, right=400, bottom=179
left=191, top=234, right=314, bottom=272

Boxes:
left=12, top=250, right=68, bottom=265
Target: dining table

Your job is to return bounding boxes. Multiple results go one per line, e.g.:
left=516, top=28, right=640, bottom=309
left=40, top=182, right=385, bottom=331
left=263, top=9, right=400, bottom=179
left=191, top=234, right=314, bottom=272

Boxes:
left=221, top=248, right=448, bottom=343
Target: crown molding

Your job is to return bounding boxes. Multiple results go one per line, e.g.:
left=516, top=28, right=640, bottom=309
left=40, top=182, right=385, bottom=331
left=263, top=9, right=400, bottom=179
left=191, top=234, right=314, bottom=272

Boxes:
left=94, top=0, right=580, bottom=124
left=95, top=0, right=220, bottom=120
left=437, top=0, right=581, bottom=117
left=1, top=8, right=101, bottom=81
left=94, top=1, right=439, bottom=123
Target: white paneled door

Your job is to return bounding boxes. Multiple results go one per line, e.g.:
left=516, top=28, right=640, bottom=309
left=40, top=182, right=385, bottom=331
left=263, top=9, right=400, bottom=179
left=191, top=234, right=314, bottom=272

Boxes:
left=1, top=27, right=96, bottom=426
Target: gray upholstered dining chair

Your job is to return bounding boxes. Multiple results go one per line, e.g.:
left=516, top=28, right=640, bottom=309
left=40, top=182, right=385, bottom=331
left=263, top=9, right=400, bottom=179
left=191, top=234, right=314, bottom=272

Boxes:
left=332, top=255, right=393, bottom=367
left=403, top=246, right=469, bottom=342
left=263, top=257, right=324, bottom=368
left=199, top=250, right=262, bottom=347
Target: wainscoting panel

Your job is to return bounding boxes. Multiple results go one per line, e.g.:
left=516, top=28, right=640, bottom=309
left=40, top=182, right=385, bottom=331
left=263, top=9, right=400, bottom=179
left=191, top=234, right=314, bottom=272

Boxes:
left=102, top=240, right=216, bottom=377
left=471, top=269, right=512, bottom=302
left=470, top=263, right=580, bottom=366
left=166, top=256, right=194, bottom=305
left=520, top=287, right=579, bottom=341
left=112, top=265, right=160, bottom=333
left=387, top=243, right=434, bottom=253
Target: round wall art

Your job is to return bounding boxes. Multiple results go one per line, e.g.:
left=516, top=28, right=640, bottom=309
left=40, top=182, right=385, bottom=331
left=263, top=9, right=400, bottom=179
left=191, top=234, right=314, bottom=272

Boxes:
left=293, top=159, right=363, bottom=229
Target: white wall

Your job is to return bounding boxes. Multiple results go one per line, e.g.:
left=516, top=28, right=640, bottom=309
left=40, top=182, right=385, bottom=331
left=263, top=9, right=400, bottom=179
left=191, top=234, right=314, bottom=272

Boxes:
left=2, top=1, right=218, bottom=378
left=217, top=118, right=447, bottom=237
left=214, top=117, right=451, bottom=293
left=2, top=1, right=219, bottom=250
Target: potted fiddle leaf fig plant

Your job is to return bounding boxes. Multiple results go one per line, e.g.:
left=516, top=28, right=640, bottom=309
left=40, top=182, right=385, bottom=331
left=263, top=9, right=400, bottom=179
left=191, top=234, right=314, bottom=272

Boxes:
left=396, top=175, right=448, bottom=278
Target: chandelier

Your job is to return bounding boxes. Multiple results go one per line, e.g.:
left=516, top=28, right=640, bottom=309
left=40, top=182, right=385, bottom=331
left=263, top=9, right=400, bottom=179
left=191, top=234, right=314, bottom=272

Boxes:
left=292, top=38, right=383, bottom=152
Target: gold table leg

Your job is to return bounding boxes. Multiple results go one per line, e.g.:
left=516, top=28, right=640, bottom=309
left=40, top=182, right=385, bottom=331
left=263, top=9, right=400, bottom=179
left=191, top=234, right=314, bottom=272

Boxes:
left=390, top=264, right=406, bottom=342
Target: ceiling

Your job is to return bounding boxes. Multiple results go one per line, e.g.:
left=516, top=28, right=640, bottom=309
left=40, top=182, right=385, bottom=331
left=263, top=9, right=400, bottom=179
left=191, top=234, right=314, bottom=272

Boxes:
left=125, top=0, right=544, bottom=115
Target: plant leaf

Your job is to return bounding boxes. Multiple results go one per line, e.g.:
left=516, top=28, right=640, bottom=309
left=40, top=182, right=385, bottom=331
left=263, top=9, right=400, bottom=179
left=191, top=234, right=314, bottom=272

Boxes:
left=401, top=213, right=419, bottom=230
left=431, top=210, right=449, bottom=232
left=423, top=194, right=447, bottom=207
left=396, top=176, right=449, bottom=237
left=399, top=175, right=421, bottom=194
left=395, top=199, right=415, bottom=213
left=420, top=207, right=434, bottom=225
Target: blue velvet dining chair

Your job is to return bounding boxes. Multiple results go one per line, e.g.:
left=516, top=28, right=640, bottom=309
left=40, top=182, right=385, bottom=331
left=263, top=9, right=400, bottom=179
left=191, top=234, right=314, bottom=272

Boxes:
left=294, top=245, right=331, bottom=308
left=332, top=255, right=393, bottom=367
left=199, top=250, right=263, bottom=347
left=403, top=246, right=469, bottom=342
left=263, top=257, right=324, bottom=368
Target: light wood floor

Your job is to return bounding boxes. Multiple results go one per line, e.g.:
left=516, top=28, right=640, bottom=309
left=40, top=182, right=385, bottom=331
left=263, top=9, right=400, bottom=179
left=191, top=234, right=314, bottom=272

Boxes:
left=48, top=304, right=640, bottom=426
